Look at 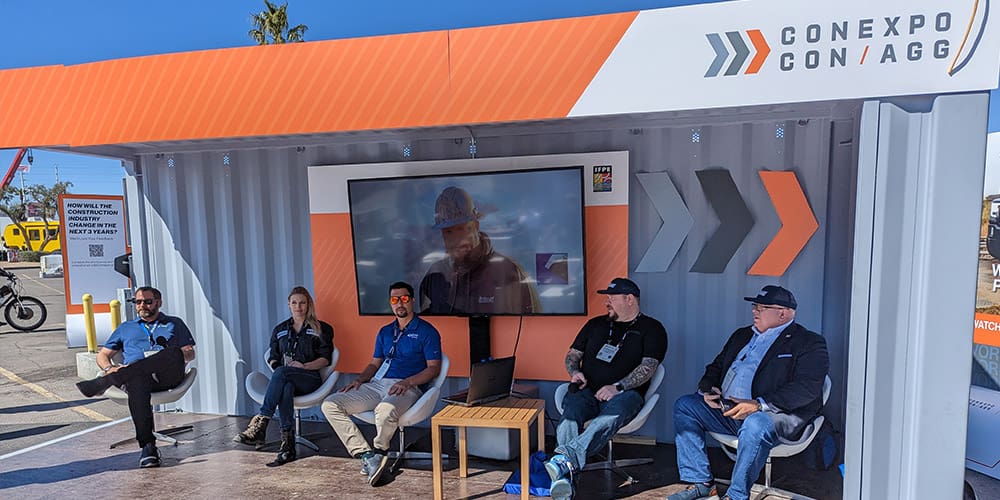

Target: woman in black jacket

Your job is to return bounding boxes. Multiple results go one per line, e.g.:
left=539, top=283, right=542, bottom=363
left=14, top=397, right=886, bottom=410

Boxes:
left=234, top=286, right=334, bottom=465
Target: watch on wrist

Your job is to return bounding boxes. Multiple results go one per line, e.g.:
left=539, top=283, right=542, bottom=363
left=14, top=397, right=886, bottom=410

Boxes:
left=755, top=399, right=763, bottom=411
left=615, top=383, right=625, bottom=392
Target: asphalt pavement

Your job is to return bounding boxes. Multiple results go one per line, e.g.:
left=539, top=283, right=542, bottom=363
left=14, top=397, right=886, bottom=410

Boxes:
left=0, top=266, right=129, bottom=457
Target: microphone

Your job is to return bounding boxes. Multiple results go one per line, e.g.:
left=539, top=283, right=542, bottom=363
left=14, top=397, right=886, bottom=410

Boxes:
left=155, top=336, right=169, bottom=348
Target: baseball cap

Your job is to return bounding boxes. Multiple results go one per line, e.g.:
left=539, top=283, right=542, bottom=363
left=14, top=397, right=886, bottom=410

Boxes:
left=596, top=277, right=640, bottom=297
left=432, top=186, right=482, bottom=230
left=743, top=285, right=797, bottom=309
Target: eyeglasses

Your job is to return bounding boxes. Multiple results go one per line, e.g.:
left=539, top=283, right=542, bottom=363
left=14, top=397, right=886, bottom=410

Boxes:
left=133, top=298, right=156, bottom=306
left=389, top=295, right=412, bottom=305
left=751, top=304, right=786, bottom=312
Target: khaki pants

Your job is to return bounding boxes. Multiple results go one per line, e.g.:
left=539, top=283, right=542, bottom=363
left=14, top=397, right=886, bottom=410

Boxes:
left=321, top=378, right=421, bottom=457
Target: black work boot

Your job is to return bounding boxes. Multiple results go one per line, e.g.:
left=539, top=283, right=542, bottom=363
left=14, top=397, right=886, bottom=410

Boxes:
left=233, top=414, right=270, bottom=447
left=269, top=429, right=297, bottom=466
left=76, top=374, right=114, bottom=398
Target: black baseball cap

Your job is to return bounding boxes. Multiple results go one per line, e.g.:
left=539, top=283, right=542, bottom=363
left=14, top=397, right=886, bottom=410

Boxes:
left=743, top=285, right=797, bottom=309
left=597, top=277, right=640, bottom=297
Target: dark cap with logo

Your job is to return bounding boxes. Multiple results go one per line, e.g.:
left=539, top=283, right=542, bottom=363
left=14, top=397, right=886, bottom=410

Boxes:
left=743, top=285, right=797, bottom=310
left=596, top=277, right=640, bottom=297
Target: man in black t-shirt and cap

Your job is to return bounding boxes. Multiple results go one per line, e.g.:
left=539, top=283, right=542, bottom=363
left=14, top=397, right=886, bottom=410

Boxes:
left=544, top=277, right=668, bottom=500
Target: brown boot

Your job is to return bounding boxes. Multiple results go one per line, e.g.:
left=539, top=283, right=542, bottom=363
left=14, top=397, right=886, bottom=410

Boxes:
left=233, top=415, right=270, bottom=446
left=270, top=429, right=297, bottom=466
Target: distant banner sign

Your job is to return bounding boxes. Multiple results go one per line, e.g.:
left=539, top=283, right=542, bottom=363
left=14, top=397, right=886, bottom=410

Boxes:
left=58, top=194, right=128, bottom=347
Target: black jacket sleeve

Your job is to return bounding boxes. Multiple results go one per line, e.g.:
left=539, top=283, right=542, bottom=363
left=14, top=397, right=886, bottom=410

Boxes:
left=268, top=324, right=282, bottom=369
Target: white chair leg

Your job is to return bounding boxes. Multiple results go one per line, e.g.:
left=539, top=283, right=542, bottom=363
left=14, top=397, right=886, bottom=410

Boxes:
left=387, top=426, right=449, bottom=470
left=294, top=409, right=328, bottom=452
left=579, top=441, right=639, bottom=486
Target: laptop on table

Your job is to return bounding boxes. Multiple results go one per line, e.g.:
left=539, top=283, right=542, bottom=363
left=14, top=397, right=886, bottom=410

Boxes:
left=442, top=356, right=516, bottom=407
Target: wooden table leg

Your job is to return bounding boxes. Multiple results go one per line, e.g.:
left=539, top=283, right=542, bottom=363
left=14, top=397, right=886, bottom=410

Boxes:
left=458, top=426, right=467, bottom=478
left=537, top=407, right=545, bottom=453
left=520, top=422, right=530, bottom=500
left=432, top=420, right=443, bottom=500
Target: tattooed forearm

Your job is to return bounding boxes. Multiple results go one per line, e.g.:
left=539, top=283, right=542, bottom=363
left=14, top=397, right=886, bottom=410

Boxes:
left=619, top=357, right=659, bottom=390
left=565, top=349, right=583, bottom=375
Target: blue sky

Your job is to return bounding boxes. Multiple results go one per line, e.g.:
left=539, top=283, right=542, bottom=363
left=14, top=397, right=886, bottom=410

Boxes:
left=0, top=0, right=997, bottom=196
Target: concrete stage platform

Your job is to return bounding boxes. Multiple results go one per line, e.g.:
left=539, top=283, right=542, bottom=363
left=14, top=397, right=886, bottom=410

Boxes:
left=0, top=412, right=845, bottom=499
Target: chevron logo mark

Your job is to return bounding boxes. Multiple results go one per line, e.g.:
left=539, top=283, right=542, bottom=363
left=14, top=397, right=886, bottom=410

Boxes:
left=705, top=29, right=770, bottom=77
left=691, top=170, right=755, bottom=274
left=748, top=171, right=819, bottom=276
left=635, top=172, right=693, bottom=273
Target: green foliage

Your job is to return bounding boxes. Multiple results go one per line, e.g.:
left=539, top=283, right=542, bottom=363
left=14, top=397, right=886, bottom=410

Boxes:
left=0, top=181, right=73, bottom=252
left=249, top=0, right=308, bottom=45
left=17, top=251, right=42, bottom=262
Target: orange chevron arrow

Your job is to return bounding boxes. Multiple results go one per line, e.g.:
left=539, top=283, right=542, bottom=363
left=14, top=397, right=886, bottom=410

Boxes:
left=748, top=171, right=818, bottom=276
left=745, top=29, right=770, bottom=74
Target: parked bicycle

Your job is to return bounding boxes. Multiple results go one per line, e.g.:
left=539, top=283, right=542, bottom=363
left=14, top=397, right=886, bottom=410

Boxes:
left=0, top=268, right=47, bottom=332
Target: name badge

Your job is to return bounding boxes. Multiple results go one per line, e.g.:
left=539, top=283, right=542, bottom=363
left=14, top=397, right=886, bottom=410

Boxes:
left=596, top=343, right=620, bottom=363
left=373, top=360, right=391, bottom=380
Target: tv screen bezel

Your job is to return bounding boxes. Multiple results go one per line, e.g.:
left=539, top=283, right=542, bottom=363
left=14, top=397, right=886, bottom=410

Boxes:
left=346, top=165, right=588, bottom=317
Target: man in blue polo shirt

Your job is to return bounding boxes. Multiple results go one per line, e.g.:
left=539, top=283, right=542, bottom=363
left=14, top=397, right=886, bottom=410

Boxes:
left=76, top=286, right=196, bottom=468
left=322, top=281, right=442, bottom=487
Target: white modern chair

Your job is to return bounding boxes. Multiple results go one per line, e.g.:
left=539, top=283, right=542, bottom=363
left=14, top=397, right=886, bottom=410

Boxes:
left=353, top=353, right=450, bottom=470
left=105, top=364, right=198, bottom=449
left=708, top=375, right=833, bottom=500
left=553, top=363, right=666, bottom=486
left=245, top=347, right=341, bottom=451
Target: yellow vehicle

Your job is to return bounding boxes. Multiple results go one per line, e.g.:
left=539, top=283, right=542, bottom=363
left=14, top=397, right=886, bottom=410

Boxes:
left=2, top=221, right=61, bottom=252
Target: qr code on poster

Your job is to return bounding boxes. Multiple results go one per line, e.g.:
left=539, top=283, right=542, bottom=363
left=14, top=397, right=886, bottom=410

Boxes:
left=89, top=244, right=104, bottom=258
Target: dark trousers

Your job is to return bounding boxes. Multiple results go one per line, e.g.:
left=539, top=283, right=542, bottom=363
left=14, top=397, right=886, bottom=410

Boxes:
left=109, top=346, right=186, bottom=447
left=260, top=366, right=322, bottom=431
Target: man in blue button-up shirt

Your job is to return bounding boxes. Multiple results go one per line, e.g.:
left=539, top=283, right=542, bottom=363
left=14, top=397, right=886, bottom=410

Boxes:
left=668, top=285, right=829, bottom=500
left=75, top=286, right=196, bottom=469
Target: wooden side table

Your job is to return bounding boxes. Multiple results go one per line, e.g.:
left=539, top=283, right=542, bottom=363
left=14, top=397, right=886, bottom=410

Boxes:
left=431, top=397, right=546, bottom=500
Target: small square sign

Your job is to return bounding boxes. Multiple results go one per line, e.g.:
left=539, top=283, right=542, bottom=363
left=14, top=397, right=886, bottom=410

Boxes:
left=593, top=165, right=612, bottom=192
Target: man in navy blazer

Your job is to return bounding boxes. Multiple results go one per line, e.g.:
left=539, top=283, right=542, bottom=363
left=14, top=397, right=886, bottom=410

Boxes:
left=667, top=285, right=829, bottom=500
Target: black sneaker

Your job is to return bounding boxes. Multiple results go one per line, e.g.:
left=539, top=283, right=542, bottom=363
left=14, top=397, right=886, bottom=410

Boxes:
left=139, top=443, right=161, bottom=468
left=76, top=376, right=113, bottom=398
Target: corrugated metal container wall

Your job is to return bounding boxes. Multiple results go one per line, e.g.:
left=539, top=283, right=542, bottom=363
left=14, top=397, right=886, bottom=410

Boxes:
left=126, top=103, right=858, bottom=443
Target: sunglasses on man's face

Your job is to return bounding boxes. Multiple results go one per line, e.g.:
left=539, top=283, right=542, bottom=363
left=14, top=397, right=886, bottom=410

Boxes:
left=389, top=295, right=412, bottom=305
left=133, top=298, right=156, bottom=306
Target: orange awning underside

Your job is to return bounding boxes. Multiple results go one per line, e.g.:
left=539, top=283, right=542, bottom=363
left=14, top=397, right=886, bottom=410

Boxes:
left=0, top=12, right=636, bottom=149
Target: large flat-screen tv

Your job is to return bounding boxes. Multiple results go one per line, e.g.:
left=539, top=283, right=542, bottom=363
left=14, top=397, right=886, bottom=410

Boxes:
left=348, top=166, right=586, bottom=316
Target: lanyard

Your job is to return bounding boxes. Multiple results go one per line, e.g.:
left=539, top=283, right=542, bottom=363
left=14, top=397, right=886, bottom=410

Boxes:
left=386, top=322, right=408, bottom=359
left=606, top=315, right=640, bottom=346
left=142, top=322, right=161, bottom=349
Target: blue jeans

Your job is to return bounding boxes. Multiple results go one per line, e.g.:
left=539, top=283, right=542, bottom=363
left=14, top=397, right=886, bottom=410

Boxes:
left=555, top=387, right=644, bottom=470
left=260, top=366, right=322, bottom=431
left=673, top=393, right=780, bottom=500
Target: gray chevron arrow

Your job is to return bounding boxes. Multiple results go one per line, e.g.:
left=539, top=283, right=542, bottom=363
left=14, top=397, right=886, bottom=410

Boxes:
left=724, top=31, right=749, bottom=76
left=705, top=33, right=729, bottom=77
left=691, top=169, right=755, bottom=273
left=635, top=172, right=693, bottom=273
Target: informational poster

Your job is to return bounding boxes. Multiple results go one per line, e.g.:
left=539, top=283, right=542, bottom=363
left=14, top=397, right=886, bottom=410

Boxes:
left=58, top=194, right=128, bottom=347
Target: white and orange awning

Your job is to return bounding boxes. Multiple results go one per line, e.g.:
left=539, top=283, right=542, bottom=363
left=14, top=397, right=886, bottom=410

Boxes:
left=0, top=0, right=996, bottom=149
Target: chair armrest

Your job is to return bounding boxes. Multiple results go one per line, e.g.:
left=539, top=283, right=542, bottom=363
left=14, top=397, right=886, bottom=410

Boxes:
left=245, top=371, right=270, bottom=406
left=554, top=383, right=569, bottom=415
left=398, top=385, right=442, bottom=427
left=619, top=393, right=658, bottom=434
left=293, top=371, right=340, bottom=408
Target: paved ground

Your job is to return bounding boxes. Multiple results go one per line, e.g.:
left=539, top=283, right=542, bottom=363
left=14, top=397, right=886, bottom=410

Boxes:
left=0, top=265, right=128, bottom=457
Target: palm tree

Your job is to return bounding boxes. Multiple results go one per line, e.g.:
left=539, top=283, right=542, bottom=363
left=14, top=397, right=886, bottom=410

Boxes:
left=248, top=0, right=308, bottom=45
